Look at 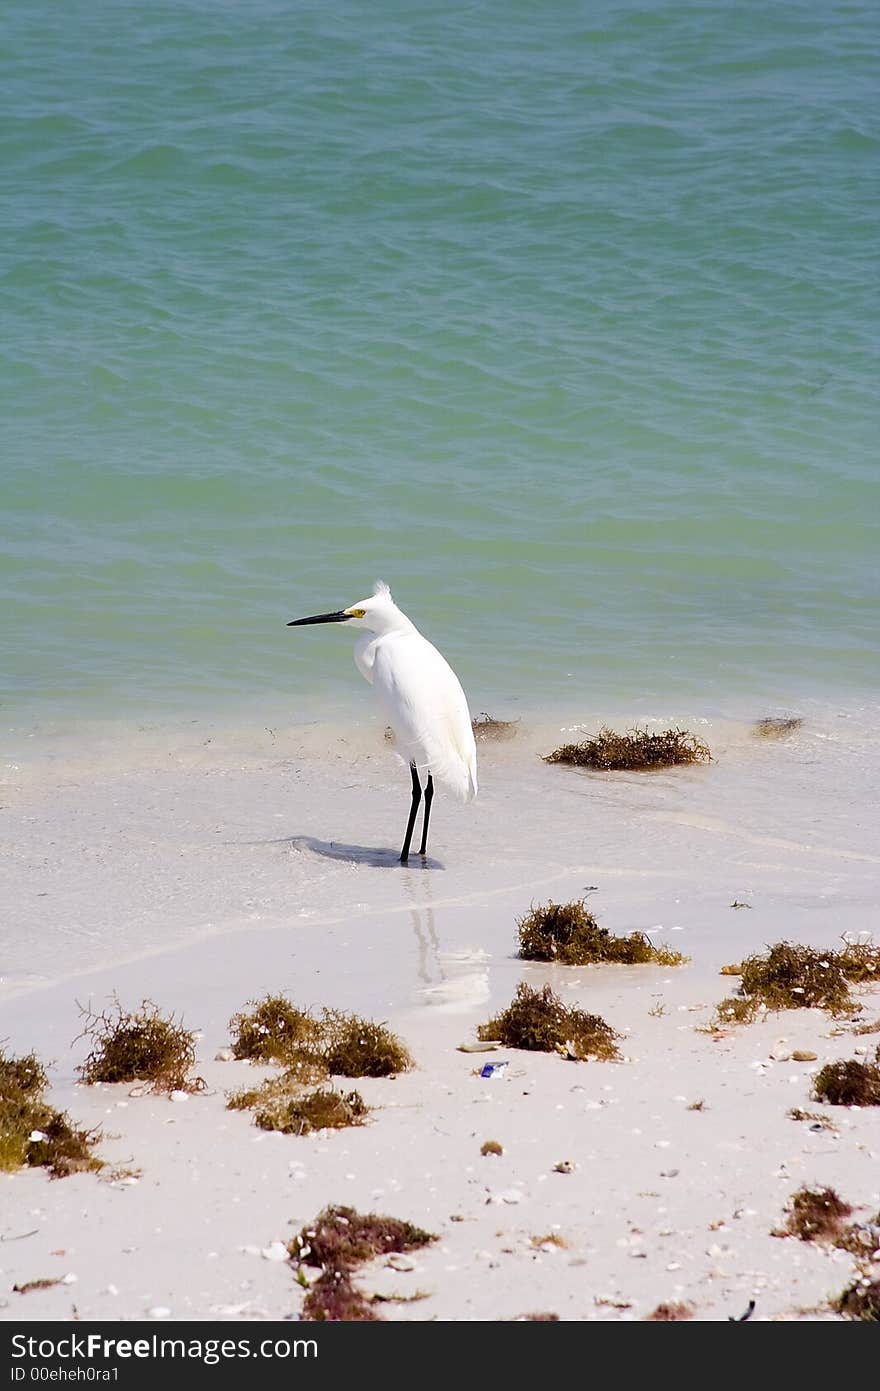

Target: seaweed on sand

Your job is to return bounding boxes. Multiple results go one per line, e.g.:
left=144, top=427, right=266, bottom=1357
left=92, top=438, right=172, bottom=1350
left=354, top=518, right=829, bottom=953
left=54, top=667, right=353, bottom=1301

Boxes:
left=777, top=1185, right=853, bottom=1243
left=739, top=943, right=852, bottom=1012
left=320, top=1012, right=412, bottom=1078
left=0, top=1048, right=101, bottom=1178
left=291, top=1204, right=436, bottom=1321
left=77, top=998, right=202, bottom=1094
left=229, top=995, right=321, bottom=1066
left=645, top=1302, right=694, bottom=1321
left=710, top=940, right=876, bottom=1027
left=834, top=1278, right=880, bottom=1321
left=477, top=983, right=620, bottom=1061
left=301, top=1269, right=379, bottom=1322
left=543, top=726, right=711, bottom=771
left=837, top=942, right=880, bottom=984
left=813, top=1048, right=880, bottom=1106
left=228, top=996, right=412, bottom=1079
left=517, top=899, right=686, bottom=967
left=226, top=997, right=411, bottom=1133
left=228, top=1078, right=368, bottom=1134
left=291, top=1205, right=435, bottom=1271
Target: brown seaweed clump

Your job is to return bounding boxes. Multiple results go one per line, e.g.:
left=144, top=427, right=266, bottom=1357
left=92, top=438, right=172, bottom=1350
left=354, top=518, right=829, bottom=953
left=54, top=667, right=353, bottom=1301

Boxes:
left=228, top=995, right=412, bottom=1080
left=813, top=1049, right=880, bottom=1107
left=291, top=1204, right=436, bottom=1322
left=226, top=998, right=411, bottom=1134
left=229, top=995, right=321, bottom=1066
left=292, top=1205, right=435, bottom=1271
left=834, top=1278, right=880, bottom=1321
left=740, top=942, right=852, bottom=1011
left=645, top=1302, right=694, bottom=1321
left=787, top=1108, right=837, bottom=1131
left=0, top=1049, right=101, bottom=1178
left=77, top=998, right=202, bottom=1094
left=711, top=941, right=875, bottom=1027
left=713, top=996, right=761, bottom=1026
left=228, top=1079, right=368, bottom=1135
left=543, top=726, right=711, bottom=771
left=471, top=712, right=520, bottom=742
left=752, top=716, right=803, bottom=739
left=777, top=1185, right=853, bottom=1243
left=775, top=1187, right=880, bottom=1275
left=301, top=1269, right=380, bottom=1322
left=517, top=899, right=687, bottom=967
left=321, top=1012, right=413, bottom=1078
left=477, top=983, right=620, bottom=1061
left=837, top=942, right=880, bottom=985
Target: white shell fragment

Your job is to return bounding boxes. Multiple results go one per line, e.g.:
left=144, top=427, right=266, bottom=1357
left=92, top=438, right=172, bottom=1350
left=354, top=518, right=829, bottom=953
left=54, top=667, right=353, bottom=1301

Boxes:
left=386, top=1254, right=415, bottom=1272
left=261, top=1242, right=290, bottom=1263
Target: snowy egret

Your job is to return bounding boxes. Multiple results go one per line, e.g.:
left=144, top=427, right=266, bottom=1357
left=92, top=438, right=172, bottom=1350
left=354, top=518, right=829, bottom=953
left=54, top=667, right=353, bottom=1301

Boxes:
left=288, top=581, right=477, bottom=864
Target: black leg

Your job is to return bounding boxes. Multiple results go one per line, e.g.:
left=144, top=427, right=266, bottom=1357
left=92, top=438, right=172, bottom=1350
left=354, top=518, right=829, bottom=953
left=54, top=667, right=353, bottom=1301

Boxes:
left=418, top=773, right=434, bottom=856
left=400, top=761, right=422, bottom=864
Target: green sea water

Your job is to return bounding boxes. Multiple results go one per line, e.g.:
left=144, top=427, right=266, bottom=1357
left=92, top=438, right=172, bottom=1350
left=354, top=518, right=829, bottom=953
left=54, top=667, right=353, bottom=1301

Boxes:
left=2, top=0, right=878, bottom=726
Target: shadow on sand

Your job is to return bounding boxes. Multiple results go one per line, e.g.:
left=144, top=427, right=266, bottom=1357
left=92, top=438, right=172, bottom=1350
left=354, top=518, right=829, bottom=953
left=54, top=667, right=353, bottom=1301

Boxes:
left=283, top=834, right=444, bottom=870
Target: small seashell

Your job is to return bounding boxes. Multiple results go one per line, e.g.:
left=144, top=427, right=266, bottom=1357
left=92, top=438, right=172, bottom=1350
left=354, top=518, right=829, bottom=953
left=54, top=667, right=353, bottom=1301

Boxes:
left=214, top=1048, right=235, bottom=1062
left=457, top=1042, right=498, bottom=1053
left=147, top=1306, right=172, bottom=1319
left=28, top=1131, right=47, bottom=1143
left=386, top=1253, right=415, bottom=1272
left=261, top=1242, right=289, bottom=1263
left=169, top=1090, right=189, bottom=1103
left=61, top=1273, right=78, bottom=1285
left=792, top=1050, right=818, bottom=1062
left=553, top=1160, right=575, bottom=1174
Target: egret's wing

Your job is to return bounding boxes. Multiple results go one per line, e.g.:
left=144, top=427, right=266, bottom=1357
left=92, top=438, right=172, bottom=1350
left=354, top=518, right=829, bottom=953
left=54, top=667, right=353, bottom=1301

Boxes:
left=373, top=634, right=477, bottom=801
left=353, top=633, right=377, bottom=684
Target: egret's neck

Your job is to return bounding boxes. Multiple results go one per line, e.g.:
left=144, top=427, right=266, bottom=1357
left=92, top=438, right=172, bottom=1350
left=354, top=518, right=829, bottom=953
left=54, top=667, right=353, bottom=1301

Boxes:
left=363, top=605, right=418, bottom=639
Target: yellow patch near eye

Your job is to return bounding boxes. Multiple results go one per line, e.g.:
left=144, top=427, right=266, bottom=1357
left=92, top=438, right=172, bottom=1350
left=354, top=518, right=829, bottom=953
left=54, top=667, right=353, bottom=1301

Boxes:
left=347, top=608, right=366, bottom=618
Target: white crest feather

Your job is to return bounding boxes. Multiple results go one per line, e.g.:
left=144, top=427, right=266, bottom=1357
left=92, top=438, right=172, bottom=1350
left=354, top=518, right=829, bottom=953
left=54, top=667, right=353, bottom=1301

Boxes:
left=373, top=579, right=391, bottom=599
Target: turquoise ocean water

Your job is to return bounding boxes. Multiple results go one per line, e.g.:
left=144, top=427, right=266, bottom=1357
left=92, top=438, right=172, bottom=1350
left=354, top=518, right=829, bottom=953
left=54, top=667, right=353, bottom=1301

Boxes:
left=2, top=0, right=878, bottom=727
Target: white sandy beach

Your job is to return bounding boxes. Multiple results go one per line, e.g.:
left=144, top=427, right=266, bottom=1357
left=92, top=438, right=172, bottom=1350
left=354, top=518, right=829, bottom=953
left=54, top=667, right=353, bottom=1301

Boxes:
left=1, top=705, right=879, bottom=1321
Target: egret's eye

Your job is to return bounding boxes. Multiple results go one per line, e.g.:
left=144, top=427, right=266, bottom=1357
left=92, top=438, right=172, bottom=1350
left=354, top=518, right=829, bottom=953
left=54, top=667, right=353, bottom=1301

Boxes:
left=346, top=607, right=367, bottom=618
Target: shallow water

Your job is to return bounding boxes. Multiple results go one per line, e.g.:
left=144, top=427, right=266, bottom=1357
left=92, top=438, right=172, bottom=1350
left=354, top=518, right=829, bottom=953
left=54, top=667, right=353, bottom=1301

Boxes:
left=2, top=0, right=878, bottom=726
left=3, top=705, right=877, bottom=1000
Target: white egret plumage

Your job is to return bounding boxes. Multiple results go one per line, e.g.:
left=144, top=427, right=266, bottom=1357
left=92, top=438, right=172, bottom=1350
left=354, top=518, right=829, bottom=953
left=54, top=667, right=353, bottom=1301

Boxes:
left=287, top=581, right=477, bottom=863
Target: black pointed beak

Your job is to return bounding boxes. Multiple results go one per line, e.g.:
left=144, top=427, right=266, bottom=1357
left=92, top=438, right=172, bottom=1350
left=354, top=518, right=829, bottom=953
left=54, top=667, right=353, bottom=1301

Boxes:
left=287, top=610, right=352, bottom=626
